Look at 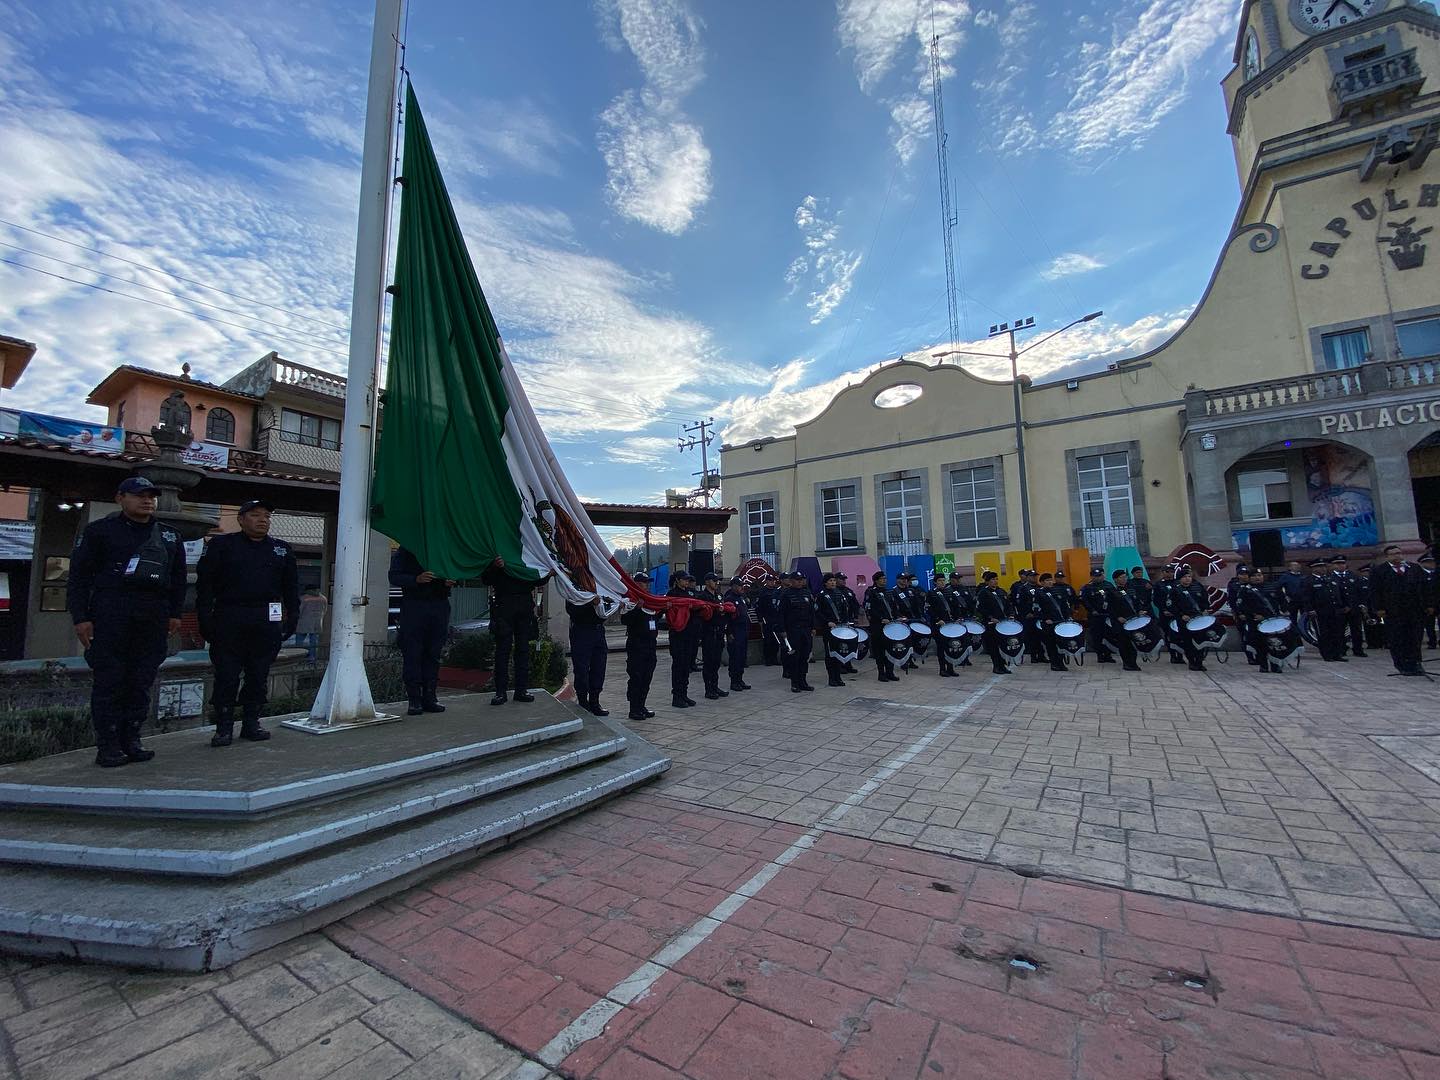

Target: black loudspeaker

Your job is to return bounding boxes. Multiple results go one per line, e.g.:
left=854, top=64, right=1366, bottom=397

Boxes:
left=1249, top=529, right=1285, bottom=569
left=688, top=549, right=715, bottom=580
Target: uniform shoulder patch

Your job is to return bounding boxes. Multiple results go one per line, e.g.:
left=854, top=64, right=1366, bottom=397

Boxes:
left=273, top=543, right=289, bottom=557
left=161, top=529, right=178, bottom=544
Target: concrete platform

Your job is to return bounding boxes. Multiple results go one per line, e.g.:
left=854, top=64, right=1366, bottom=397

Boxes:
left=0, top=695, right=582, bottom=813
left=0, top=692, right=670, bottom=970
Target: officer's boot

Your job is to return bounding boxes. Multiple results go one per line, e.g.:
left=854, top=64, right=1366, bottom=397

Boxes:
left=122, top=717, right=156, bottom=763
left=240, top=708, right=272, bottom=742
left=94, top=716, right=129, bottom=768
left=512, top=664, right=535, bottom=703
left=588, top=692, right=609, bottom=717
left=211, top=706, right=235, bottom=748
left=406, top=684, right=425, bottom=715
left=421, top=683, right=447, bottom=713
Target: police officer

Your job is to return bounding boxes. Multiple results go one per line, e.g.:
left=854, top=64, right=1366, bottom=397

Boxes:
left=1372, top=546, right=1433, bottom=676
left=1419, top=553, right=1438, bottom=650
left=865, top=570, right=899, bottom=682
left=1329, top=555, right=1367, bottom=658
left=977, top=570, right=1013, bottom=674
left=567, top=594, right=610, bottom=716
left=926, top=575, right=960, bottom=677
left=481, top=557, right=539, bottom=706
left=1356, top=563, right=1384, bottom=651
left=891, top=573, right=919, bottom=670
left=779, top=571, right=817, bottom=692
left=757, top=575, right=784, bottom=666
left=835, top=572, right=861, bottom=673
left=1052, top=570, right=1078, bottom=616
left=666, top=569, right=701, bottom=708
left=1034, top=572, right=1069, bottom=672
left=818, top=572, right=850, bottom=686
left=196, top=498, right=299, bottom=745
left=68, top=476, right=186, bottom=767
left=621, top=573, right=659, bottom=720
left=1126, top=567, right=1153, bottom=619
left=723, top=577, right=753, bottom=691
left=1302, top=557, right=1347, bottom=662
left=1235, top=566, right=1277, bottom=673
left=699, top=573, right=730, bottom=700
left=1170, top=566, right=1210, bottom=671
left=1152, top=564, right=1185, bottom=664
left=390, top=545, right=455, bottom=715
left=1080, top=568, right=1118, bottom=664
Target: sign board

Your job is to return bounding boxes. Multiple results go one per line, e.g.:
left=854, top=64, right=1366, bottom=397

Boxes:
left=157, top=680, right=205, bottom=720
left=181, top=440, right=231, bottom=468
left=0, top=408, right=123, bottom=455
left=1319, top=401, right=1440, bottom=435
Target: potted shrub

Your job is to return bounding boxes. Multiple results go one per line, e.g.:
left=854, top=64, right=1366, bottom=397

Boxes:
left=438, top=631, right=494, bottom=691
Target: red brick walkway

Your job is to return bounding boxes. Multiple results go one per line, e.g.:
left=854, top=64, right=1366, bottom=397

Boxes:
left=328, top=794, right=1440, bottom=1079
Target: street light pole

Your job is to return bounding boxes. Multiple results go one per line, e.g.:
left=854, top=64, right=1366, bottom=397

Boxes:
left=933, top=310, right=1103, bottom=552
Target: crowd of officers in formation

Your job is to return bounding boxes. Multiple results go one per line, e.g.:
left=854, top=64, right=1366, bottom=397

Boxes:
left=64, top=471, right=1438, bottom=770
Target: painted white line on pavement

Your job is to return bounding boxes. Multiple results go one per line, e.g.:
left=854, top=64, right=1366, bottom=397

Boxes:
left=530, top=676, right=1001, bottom=1069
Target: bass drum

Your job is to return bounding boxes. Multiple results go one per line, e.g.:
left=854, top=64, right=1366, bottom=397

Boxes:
left=855, top=626, right=871, bottom=662
left=1053, top=620, right=1085, bottom=664
left=1186, top=613, right=1228, bottom=662
left=993, top=619, right=1026, bottom=672
left=1123, top=615, right=1164, bottom=661
left=882, top=621, right=913, bottom=666
left=1258, top=616, right=1303, bottom=670
left=962, top=621, right=986, bottom=656
left=908, top=621, right=934, bottom=659
left=938, top=622, right=970, bottom=662
left=827, top=624, right=860, bottom=663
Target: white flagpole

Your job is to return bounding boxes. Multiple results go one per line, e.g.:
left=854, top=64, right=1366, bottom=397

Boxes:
left=291, top=0, right=404, bottom=733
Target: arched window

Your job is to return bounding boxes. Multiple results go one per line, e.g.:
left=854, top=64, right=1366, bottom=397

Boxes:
left=206, top=407, right=235, bottom=444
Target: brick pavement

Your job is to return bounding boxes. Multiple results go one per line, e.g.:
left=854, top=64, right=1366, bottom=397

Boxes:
left=632, top=652, right=1440, bottom=934
left=0, top=934, right=548, bottom=1079
left=331, top=791, right=1440, bottom=1079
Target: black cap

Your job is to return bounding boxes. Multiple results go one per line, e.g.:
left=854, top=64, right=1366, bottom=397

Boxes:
left=675, top=569, right=693, bottom=580
left=836, top=572, right=848, bottom=579
left=982, top=570, right=998, bottom=581
left=1422, top=553, right=1436, bottom=564
left=1235, top=564, right=1250, bottom=574
left=1054, top=570, right=1065, bottom=578
left=1329, top=555, right=1347, bottom=565
left=1130, top=566, right=1145, bottom=576
left=238, top=498, right=276, bottom=515
left=1090, top=568, right=1103, bottom=577
left=822, top=572, right=838, bottom=582
left=633, top=571, right=651, bottom=584
left=731, top=576, right=745, bottom=585
left=703, top=572, right=720, bottom=582
left=1111, top=569, right=1126, bottom=579
left=116, top=476, right=159, bottom=495
left=949, top=570, right=963, bottom=578
left=1308, top=557, right=1327, bottom=568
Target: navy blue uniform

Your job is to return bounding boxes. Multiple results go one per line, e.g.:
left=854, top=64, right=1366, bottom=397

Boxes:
left=482, top=564, right=537, bottom=699
left=866, top=586, right=899, bottom=680
left=566, top=599, right=608, bottom=712
left=391, top=548, right=452, bottom=706
left=818, top=588, right=850, bottom=684
left=699, top=587, right=729, bottom=698
left=666, top=584, right=702, bottom=705
left=622, top=605, right=659, bottom=717
left=1301, top=573, right=1347, bottom=661
left=976, top=584, right=1012, bottom=674
left=756, top=586, right=783, bottom=666
left=722, top=587, right=751, bottom=688
left=68, top=512, right=186, bottom=761
left=778, top=586, right=817, bottom=690
left=1372, top=560, right=1431, bottom=674
left=1170, top=582, right=1209, bottom=669
left=196, top=530, right=299, bottom=724
left=1234, top=581, right=1276, bottom=671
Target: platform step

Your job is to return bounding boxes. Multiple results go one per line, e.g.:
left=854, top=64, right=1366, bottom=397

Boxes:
left=0, top=696, right=582, bottom=814
left=0, top=719, right=626, bottom=877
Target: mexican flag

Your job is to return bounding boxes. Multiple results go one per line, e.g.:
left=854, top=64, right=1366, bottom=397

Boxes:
left=371, top=83, right=697, bottom=620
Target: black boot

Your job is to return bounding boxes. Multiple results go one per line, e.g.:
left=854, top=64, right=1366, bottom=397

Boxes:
left=513, top=684, right=536, bottom=702
left=730, top=680, right=750, bottom=691
left=1123, top=663, right=1141, bottom=672
left=490, top=688, right=508, bottom=706
left=672, top=696, right=693, bottom=708
left=240, top=710, right=272, bottom=742
left=94, top=716, right=128, bottom=767
left=1188, top=660, right=1207, bottom=672
left=588, top=693, right=609, bottom=717
left=407, top=684, right=424, bottom=715
left=1050, top=661, right=1067, bottom=672
left=211, top=706, right=235, bottom=748
left=121, top=717, right=155, bottom=762
left=421, top=683, right=447, bottom=713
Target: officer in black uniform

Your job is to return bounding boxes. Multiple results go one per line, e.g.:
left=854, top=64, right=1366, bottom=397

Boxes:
left=977, top=570, right=1013, bottom=674
left=1170, top=566, right=1209, bottom=671
left=483, top=556, right=540, bottom=706
left=1080, top=569, right=1118, bottom=663
left=1329, top=555, right=1367, bottom=658
left=757, top=575, right=783, bottom=666
left=1126, top=567, right=1153, bottom=620
left=818, top=572, right=850, bottom=686
left=1301, top=557, right=1347, bottom=662
left=622, top=573, right=659, bottom=720
left=779, top=571, right=817, bottom=692
left=1052, top=570, right=1078, bottom=617
left=699, top=573, right=730, bottom=700
left=891, top=573, right=918, bottom=670
left=1417, top=553, right=1438, bottom=649
left=722, top=577, right=753, bottom=691
left=196, top=498, right=299, bottom=745
left=835, top=572, right=861, bottom=673
left=1107, top=570, right=1143, bottom=671
left=1277, top=560, right=1307, bottom=623
left=68, top=476, right=187, bottom=767
left=666, top=569, right=701, bottom=708
left=1034, top=572, right=1069, bottom=672
left=865, top=570, right=899, bottom=682
left=947, top=571, right=976, bottom=620
left=567, top=594, right=610, bottom=716
left=390, top=545, right=455, bottom=715
left=1235, top=566, right=1278, bottom=673
left=1372, top=545, right=1433, bottom=675
left=1356, top=563, right=1384, bottom=651
left=926, top=576, right=959, bottom=677
left=1152, top=564, right=1184, bottom=664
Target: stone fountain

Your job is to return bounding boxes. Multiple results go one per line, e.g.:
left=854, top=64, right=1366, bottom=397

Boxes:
left=129, top=389, right=216, bottom=542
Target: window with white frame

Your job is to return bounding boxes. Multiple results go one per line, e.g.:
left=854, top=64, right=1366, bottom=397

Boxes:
left=1397, top=316, right=1440, bottom=359
left=881, top=476, right=924, bottom=544
left=820, top=485, right=858, bottom=549
left=1077, top=451, right=1134, bottom=529
left=1236, top=468, right=1293, bottom=521
left=745, top=497, right=776, bottom=555
left=950, top=465, right=998, bottom=541
left=1320, top=327, right=1371, bottom=370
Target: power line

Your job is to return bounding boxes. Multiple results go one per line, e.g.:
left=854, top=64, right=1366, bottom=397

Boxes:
left=0, top=217, right=352, bottom=333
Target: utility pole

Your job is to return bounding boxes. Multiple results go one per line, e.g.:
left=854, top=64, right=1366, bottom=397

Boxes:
left=930, top=28, right=963, bottom=350
left=678, top=418, right=717, bottom=507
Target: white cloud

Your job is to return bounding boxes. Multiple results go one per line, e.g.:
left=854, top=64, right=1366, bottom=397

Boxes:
left=606, top=435, right=680, bottom=468
left=1042, top=252, right=1106, bottom=280
left=595, top=0, right=713, bottom=234
left=785, top=195, right=863, bottom=325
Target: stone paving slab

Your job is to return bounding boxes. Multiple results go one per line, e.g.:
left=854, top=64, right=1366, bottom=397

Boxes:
left=330, top=791, right=1440, bottom=1079
left=630, top=653, right=1440, bottom=934
left=0, top=933, right=552, bottom=1080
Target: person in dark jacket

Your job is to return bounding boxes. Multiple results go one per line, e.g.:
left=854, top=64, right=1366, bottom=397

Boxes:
left=1170, top=567, right=1209, bottom=671
left=891, top=573, right=919, bottom=670
left=197, top=498, right=299, bottom=744
left=976, top=570, right=1013, bottom=675
left=835, top=573, right=861, bottom=673
left=1356, top=564, right=1385, bottom=651
left=483, top=557, right=539, bottom=706
left=666, top=570, right=701, bottom=707
left=68, top=476, right=187, bottom=767
left=1152, top=564, right=1185, bottom=664
left=756, top=576, right=783, bottom=666
left=1034, top=573, right=1069, bottom=672
left=1301, top=558, right=1347, bottom=662
left=622, top=572, right=659, bottom=720
left=567, top=595, right=610, bottom=716
left=865, top=570, right=900, bottom=682
left=778, top=571, right=817, bottom=692
left=926, top=578, right=960, bottom=677
left=390, top=546, right=455, bottom=714
left=1052, top=570, right=1078, bottom=615
left=1276, top=560, right=1306, bottom=622
left=1080, top=569, right=1120, bottom=664
left=698, top=574, right=730, bottom=700
left=818, top=573, right=850, bottom=686
left=1126, top=567, right=1153, bottom=619
left=1329, top=555, right=1367, bottom=658
left=722, top=577, right=753, bottom=691
left=1372, top=546, right=1434, bottom=675
left=1420, top=553, right=1438, bottom=649
left=1234, top=566, right=1277, bottom=672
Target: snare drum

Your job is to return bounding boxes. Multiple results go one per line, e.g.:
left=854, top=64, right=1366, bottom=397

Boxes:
left=938, top=622, right=969, bottom=661
left=1053, top=620, right=1085, bottom=663
left=908, top=621, right=934, bottom=659
left=1258, top=616, right=1303, bottom=669
left=994, top=619, right=1026, bottom=671
left=855, top=626, right=871, bottom=662
left=1186, top=613, right=1225, bottom=652
left=962, top=621, right=986, bottom=653
left=1123, top=614, right=1163, bottom=660
left=882, top=621, right=913, bottom=666
left=827, top=624, right=860, bottom=663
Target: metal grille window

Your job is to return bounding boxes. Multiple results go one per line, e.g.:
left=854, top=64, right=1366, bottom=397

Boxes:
left=280, top=408, right=341, bottom=450
left=821, top=485, right=857, bottom=549
left=950, top=466, right=998, bottom=541
left=1077, top=452, right=1134, bottom=529
left=205, top=407, right=235, bottom=444
left=881, top=476, right=924, bottom=544
left=745, top=497, right=776, bottom=556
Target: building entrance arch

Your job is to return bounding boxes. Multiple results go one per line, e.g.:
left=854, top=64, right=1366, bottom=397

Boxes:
left=1224, top=439, right=1379, bottom=557
left=1407, top=431, right=1440, bottom=549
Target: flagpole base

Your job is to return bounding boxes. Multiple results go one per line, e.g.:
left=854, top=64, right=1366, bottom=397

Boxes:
left=280, top=712, right=403, bottom=736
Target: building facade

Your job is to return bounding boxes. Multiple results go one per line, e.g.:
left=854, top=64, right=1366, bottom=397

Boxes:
left=721, top=0, right=1440, bottom=571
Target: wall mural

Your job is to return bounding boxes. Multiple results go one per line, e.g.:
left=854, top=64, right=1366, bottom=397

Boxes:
left=1231, top=444, right=1378, bottom=550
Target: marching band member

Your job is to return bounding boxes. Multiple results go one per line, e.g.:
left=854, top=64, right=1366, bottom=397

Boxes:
left=927, top=575, right=960, bottom=678
left=1034, top=572, right=1069, bottom=673
left=819, top=572, right=850, bottom=687
left=1329, top=555, right=1367, bottom=658
left=1302, top=558, right=1347, bottom=662
left=866, top=570, right=900, bottom=683
left=1152, top=564, right=1185, bottom=664
left=778, top=571, right=818, bottom=692
left=835, top=572, right=861, bottom=673
left=1235, top=566, right=1277, bottom=674
left=977, top=570, right=1012, bottom=675
left=1170, top=566, right=1209, bottom=672
left=722, top=577, right=753, bottom=691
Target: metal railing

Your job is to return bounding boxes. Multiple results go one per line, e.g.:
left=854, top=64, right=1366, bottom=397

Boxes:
left=1331, top=48, right=1424, bottom=115
left=740, top=550, right=779, bottom=569
left=1083, top=525, right=1138, bottom=553
left=880, top=539, right=930, bottom=557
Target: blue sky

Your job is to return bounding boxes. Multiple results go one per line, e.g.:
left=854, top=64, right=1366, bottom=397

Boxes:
left=0, top=0, right=1244, bottom=523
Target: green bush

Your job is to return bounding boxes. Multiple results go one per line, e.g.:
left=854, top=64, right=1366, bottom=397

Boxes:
left=544, top=635, right=568, bottom=688
left=0, top=705, right=95, bottom=765
left=443, top=631, right=494, bottom=670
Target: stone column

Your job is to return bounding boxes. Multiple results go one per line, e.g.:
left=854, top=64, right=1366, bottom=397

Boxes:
left=1183, top=436, right=1235, bottom=550
left=22, top=493, right=89, bottom=658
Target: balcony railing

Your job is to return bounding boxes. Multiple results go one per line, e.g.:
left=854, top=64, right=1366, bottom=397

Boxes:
left=1083, top=525, right=1138, bottom=554
left=1187, top=356, right=1440, bottom=425
left=272, top=357, right=347, bottom=400
left=740, top=550, right=779, bottom=569
left=880, top=539, right=930, bottom=557
left=1331, top=48, right=1424, bottom=116
left=122, top=431, right=266, bottom=470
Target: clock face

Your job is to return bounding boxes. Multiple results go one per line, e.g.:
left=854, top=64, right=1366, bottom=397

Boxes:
left=1244, top=29, right=1261, bottom=80
left=1290, top=0, right=1386, bottom=34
